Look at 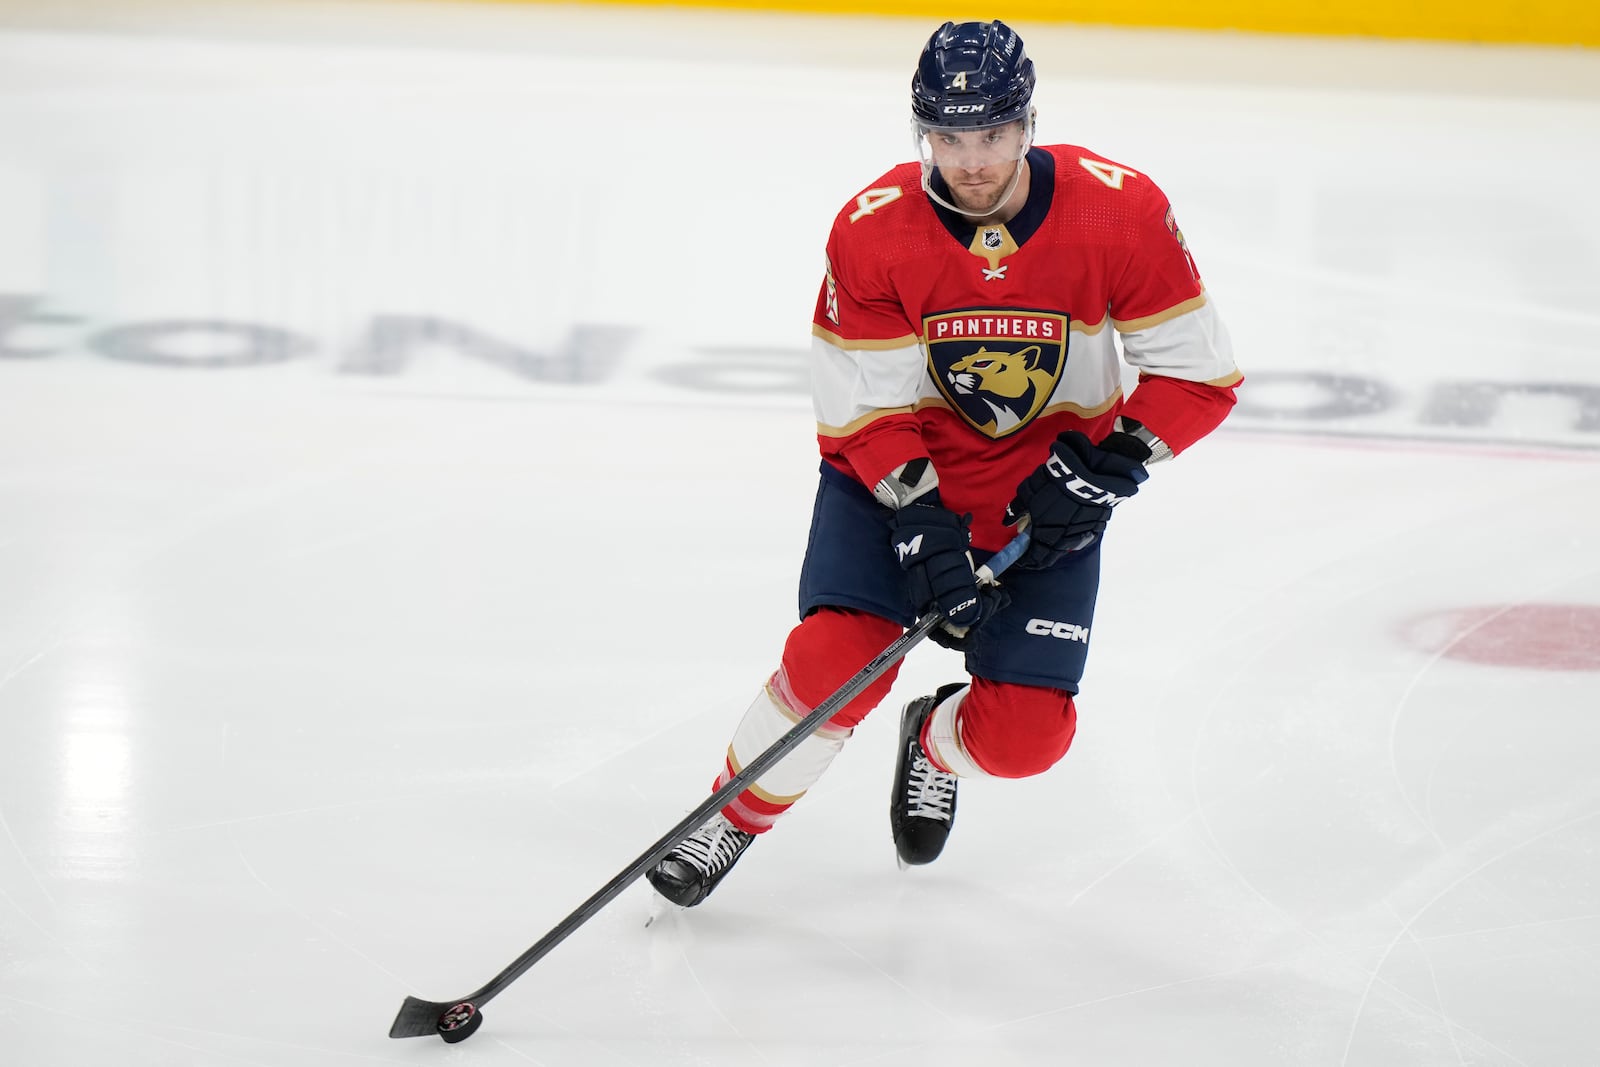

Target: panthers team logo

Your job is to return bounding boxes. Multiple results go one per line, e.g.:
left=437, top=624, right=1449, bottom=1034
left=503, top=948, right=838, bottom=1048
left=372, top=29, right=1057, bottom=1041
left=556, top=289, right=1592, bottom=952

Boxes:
left=923, top=310, right=1070, bottom=438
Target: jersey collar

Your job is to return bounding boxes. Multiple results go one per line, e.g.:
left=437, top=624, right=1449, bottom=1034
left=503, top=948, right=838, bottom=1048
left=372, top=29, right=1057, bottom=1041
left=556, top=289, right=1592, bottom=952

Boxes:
left=927, top=147, right=1056, bottom=248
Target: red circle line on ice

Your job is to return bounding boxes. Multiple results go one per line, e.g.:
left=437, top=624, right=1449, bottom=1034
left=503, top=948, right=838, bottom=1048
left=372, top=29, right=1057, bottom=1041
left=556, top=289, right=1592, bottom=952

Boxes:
left=1398, top=603, right=1600, bottom=671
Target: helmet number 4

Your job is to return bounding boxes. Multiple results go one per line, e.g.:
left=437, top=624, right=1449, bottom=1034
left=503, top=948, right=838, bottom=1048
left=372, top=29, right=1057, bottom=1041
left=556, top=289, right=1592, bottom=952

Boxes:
left=950, top=71, right=968, bottom=90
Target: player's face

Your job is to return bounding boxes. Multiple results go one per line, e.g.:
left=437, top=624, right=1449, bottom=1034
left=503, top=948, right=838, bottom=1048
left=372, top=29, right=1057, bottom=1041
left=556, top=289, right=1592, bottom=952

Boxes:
left=923, top=121, right=1028, bottom=215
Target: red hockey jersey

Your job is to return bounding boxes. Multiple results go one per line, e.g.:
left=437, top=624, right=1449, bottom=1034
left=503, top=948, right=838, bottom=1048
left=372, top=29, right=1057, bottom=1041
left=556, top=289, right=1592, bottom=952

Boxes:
left=811, top=144, right=1242, bottom=551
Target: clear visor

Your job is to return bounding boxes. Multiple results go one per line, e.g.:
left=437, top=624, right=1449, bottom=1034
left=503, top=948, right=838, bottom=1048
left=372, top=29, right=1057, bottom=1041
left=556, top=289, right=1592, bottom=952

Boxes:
left=913, top=116, right=1031, bottom=173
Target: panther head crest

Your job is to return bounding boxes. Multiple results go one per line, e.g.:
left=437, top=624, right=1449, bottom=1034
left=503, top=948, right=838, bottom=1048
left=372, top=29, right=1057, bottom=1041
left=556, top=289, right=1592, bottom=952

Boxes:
left=946, top=345, right=1055, bottom=435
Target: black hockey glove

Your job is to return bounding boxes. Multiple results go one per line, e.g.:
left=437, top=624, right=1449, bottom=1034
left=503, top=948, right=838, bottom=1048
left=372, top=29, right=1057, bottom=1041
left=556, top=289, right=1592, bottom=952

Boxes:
left=927, top=582, right=1009, bottom=652
left=1005, top=430, right=1151, bottom=570
left=888, top=498, right=1002, bottom=648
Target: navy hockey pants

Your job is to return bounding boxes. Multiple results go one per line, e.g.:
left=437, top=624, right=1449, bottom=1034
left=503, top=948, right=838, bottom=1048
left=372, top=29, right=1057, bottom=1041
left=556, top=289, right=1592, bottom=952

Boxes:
left=797, top=462, right=1103, bottom=693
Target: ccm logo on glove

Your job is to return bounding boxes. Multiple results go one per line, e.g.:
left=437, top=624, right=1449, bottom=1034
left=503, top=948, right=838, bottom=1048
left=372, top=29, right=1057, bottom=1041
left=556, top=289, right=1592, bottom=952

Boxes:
left=1045, top=453, right=1133, bottom=507
left=1005, top=430, right=1150, bottom=570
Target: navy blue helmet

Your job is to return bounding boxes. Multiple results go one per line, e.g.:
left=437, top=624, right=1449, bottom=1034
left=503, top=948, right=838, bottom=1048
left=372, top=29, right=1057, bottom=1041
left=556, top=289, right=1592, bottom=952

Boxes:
left=911, top=20, right=1036, bottom=129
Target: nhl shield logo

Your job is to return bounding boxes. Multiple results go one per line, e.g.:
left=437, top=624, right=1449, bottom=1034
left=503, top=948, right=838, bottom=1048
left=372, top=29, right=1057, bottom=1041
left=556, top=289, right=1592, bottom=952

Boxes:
left=923, top=310, right=1071, bottom=438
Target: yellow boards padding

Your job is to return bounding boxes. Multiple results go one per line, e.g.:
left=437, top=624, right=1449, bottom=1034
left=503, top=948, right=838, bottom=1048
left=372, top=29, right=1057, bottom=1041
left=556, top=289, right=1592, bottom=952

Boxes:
left=490, top=0, right=1600, bottom=47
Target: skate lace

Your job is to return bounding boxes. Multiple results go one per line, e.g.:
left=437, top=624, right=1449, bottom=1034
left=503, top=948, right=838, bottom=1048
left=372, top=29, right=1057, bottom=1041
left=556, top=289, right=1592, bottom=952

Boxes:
left=672, top=815, right=752, bottom=876
left=905, top=752, right=956, bottom=822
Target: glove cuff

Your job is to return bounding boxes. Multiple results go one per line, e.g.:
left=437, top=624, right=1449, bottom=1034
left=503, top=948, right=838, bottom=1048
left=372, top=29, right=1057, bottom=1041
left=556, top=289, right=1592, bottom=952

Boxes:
left=873, top=457, right=941, bottom=510
left=1105, top=416, right=1171, bottom=464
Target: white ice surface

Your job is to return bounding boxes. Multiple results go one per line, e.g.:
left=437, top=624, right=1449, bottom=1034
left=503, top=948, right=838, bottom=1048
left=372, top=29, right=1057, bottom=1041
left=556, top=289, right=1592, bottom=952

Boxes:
left=2, top=4, right=1599, bottom=1065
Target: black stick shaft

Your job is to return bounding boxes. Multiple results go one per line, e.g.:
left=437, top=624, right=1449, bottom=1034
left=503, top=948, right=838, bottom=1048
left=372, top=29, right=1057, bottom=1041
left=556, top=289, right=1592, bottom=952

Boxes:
left=391, top=530, right=1028, bottom=1035
left=461, top=610, right=943, bottom=1010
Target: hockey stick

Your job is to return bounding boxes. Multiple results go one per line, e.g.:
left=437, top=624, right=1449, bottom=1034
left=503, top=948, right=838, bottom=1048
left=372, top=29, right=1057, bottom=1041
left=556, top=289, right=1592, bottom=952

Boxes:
left=389, top=529, right=1030, bottom=1043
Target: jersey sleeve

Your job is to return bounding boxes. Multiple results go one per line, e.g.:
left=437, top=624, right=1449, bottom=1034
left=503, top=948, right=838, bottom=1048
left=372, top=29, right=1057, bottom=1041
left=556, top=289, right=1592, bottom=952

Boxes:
left=1108, top=179, right=1242, bottom=454
left=810, top=221, right=930, bottom=489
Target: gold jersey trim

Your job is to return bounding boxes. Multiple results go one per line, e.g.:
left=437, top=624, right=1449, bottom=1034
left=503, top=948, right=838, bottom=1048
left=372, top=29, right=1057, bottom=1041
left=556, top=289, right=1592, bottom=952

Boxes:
left=1036, top=390, right=1124, bottom=420
left=816, top=406, right=916, bottom=438
left=812, top=323, right=920, bottom=351
left=914, top=389, right=1123, bottom=420
left=1111, top=293, right=1209, bottom=333
left=1138, top=367, right=1246, bottom=388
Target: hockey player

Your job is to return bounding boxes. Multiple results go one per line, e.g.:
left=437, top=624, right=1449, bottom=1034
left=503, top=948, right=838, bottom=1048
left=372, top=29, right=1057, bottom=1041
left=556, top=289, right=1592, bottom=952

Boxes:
left=647, top=19, right=1241, bottom=907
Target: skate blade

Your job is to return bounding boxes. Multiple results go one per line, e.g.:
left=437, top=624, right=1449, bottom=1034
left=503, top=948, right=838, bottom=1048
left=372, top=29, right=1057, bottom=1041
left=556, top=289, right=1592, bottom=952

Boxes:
left=644, top=889, right=683, bottom=928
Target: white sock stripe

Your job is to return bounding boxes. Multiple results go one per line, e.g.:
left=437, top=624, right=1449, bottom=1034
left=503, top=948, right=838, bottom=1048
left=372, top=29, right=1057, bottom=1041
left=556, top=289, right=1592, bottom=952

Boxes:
left=727, top=676, right=850, bottom=801
left=720, top=757, right=811, bottom=807
left=925, top=685, right=992, bottom=779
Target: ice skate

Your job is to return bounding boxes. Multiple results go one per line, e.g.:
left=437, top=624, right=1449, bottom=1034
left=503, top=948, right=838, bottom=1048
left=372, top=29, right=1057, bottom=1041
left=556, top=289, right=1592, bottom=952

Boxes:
left=645, top=812, right=754, bottom=907
left=890, top=683, right=964, bottom=867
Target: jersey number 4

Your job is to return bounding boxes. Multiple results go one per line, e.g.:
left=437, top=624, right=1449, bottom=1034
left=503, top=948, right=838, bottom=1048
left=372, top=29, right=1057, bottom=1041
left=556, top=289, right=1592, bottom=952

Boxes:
left=1078, top=158, right=1139, bottom=190
left=849, top=186, right=904, bottom=223
left=851, top=161, right=1134, bottom=224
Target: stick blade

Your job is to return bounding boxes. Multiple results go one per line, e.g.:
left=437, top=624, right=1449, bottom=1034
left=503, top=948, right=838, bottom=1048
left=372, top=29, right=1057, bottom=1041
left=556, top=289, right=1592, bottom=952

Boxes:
left=389, top=996, right=457, bottom=1039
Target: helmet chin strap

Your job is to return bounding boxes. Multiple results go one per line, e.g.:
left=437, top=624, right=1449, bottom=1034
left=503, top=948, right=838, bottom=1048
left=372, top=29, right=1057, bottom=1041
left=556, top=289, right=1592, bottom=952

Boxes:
left=916, top=107, right=1035, bottom=221
left=921, top=155, right=1028, bottom=220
